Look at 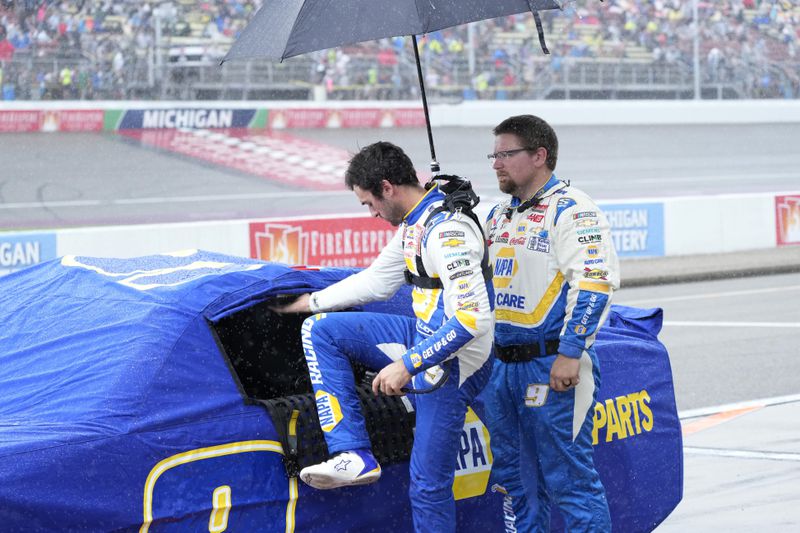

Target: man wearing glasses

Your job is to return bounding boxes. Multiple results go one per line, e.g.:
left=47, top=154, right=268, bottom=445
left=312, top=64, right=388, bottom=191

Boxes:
left=483, top=115, right=618, bottom=532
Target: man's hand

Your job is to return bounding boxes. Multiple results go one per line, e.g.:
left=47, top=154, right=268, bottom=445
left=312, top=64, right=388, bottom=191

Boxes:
left=372, top=359, right=412, bottom=396
left=270, top=293, right=312, bottom=314
left=550, top=354, right=580, bottom=392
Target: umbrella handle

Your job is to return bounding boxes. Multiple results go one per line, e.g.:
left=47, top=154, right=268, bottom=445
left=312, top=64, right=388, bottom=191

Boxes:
left=411, top=34, right=439, bottom=174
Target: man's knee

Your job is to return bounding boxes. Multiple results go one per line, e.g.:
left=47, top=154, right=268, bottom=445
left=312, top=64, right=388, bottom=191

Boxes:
left=301, top=312, right=333, bottom=344
left=409, top=478, right=456, bottom=532
left=409, top=476, right=453, bottom=505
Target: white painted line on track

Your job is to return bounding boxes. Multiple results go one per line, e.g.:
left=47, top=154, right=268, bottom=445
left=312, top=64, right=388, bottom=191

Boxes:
left=679, top=393, right=800, bottom=420
left=112, top=191, right=352, bottom=205
left=633, top=172, right=800, bottom=184
left=0, top=191, right=353, bottom=209
left=618, top=284, right=800, bottom=306
left=0, top=200, right=105, bottom=209
left=683, top=447, right=800, bottom=462
left=663, top=321, right=800, bottom=328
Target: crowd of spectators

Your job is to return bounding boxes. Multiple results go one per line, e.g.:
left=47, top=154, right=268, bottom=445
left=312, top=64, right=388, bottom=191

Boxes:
left=0, top=0, right=261, bottom=99
left=0, top=0, right=798, bottom=100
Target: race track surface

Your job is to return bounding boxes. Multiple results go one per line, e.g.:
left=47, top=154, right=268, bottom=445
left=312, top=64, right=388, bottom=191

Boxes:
left=2, top=123, right=799, bottom=230
left=615, top=273, right=800, bottom=532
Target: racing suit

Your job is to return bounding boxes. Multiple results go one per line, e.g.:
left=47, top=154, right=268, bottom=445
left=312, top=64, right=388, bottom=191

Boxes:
left=303, top=185, right=494, bottom=532
left=484, top=175, right=619, bottom=532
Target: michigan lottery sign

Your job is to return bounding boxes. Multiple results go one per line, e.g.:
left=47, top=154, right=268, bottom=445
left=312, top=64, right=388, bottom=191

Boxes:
left=0, top=233, right=57, bottom=275
left=600, top=203, right=665, bottom=258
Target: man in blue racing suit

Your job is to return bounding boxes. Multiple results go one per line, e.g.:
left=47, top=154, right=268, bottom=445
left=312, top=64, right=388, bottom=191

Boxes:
left=483, top=115, right=619, bottom=532
left=276, top=141, right=494, bottom=532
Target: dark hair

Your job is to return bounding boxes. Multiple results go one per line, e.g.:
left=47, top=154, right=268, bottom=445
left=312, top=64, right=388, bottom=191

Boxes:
left=344, top=141, right=419, bottom=198
left=493, top=114, right=558, bottom=170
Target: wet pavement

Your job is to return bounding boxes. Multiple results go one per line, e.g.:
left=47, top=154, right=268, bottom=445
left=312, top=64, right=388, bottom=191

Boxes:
left=616, top=260, right=800, bottom=532
left=621, top=245, right=800, bottom=287
left=659, top=395, right=800, bottom=531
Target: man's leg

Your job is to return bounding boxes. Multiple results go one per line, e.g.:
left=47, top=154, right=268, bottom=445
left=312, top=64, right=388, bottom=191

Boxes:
left=483, top=360, right=538, bottom=532
left=299, top=312, right=416, bottom=489
left=524, top=351, right=611, bottom=533
left=408, top=358, right=491, bottom=533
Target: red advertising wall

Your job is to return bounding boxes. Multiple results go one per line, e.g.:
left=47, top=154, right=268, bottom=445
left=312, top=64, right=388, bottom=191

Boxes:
left=776, top=195, right=800, bottom=246
left=0, top=110, right=40, bottom=132
left=1, top=107, right=423, bottom=132
left=267, top=108, right=426, bottom=129
left=250, top=216, right=396, bottom=267
left=0, top=110, right=104, bottom=132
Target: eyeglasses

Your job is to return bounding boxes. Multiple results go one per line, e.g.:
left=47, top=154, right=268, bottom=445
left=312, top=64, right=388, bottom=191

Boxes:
left=487, top=147, right=535, bottom=162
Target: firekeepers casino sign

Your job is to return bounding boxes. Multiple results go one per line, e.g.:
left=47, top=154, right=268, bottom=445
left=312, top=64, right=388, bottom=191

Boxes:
left=250, top=216, right=395, bottom=267
left=776, top=195, right=800, bottom=246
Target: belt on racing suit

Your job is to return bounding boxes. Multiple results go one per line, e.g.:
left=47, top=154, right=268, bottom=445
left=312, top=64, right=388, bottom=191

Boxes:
left=495, top=340, right=561, bottom=363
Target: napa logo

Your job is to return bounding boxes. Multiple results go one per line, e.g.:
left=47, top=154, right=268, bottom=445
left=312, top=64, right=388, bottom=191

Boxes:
left=315, top=390, right=343, bottom=432
left=493, top=247, right=517, bottom=289
left=592, top=389, right=654, bottom=445
left=453, top=408, right=493, bottom=500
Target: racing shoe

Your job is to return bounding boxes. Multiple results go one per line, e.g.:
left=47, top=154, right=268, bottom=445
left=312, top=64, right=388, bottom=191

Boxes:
left=299, top=448, right=381, bottom=490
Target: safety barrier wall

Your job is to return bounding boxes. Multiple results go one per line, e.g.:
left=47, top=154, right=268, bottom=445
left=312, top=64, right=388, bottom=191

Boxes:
left=2, top=100, right=799, bottom=133
left=2, top=191, right=797, bottom=276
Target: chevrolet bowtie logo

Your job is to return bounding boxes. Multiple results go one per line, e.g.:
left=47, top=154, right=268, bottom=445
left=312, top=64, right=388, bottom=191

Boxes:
left=441, top=238, right=465, bottom=248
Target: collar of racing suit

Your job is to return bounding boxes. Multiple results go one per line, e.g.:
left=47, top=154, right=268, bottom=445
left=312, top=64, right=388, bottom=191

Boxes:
left=403, top=183, right=445, bottom=225
left=506, top=174, right=564, bottom=217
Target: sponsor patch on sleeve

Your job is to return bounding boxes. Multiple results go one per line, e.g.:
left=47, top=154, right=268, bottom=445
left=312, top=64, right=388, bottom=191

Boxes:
left=449, top=269, right=474, bottom=280
left=583, top=268, right=609, bottom=280
left=447, top=258, right=471, bottom=271
left=578, top=234, right=602, bottom=244
left=441, top=238, right=466, bottom=248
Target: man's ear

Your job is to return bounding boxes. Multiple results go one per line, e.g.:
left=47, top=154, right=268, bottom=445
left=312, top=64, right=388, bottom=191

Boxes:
left=381, top=179, right=394, bottom=197
left=534, top=147, right=548, bottom=168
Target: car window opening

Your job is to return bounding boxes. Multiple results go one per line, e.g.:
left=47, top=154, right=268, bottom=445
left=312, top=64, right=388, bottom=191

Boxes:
left=209, top=300, right=415, bottom=478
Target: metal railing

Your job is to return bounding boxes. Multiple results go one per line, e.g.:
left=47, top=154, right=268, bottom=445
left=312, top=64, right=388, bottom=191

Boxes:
left=2, top=47, right=797, bottom=101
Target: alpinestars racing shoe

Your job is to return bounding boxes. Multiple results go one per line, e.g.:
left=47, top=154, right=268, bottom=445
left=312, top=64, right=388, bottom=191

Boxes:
left=299, top=448, right=381, bottom=490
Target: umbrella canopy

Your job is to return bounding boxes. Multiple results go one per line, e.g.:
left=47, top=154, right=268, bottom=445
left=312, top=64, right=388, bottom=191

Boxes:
left=223, top=0, right=576, bottom=172
left=224, top=0, right=563, bottom=62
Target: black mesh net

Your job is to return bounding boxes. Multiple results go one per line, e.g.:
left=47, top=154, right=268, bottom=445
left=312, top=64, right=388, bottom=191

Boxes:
left=258, top=383, right=415, bottom=479
left=210, top=301, right=417, bottom=479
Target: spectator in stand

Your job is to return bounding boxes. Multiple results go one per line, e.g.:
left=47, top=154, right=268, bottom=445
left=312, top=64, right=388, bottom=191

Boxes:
left=0, top=23, right=14, bottom=61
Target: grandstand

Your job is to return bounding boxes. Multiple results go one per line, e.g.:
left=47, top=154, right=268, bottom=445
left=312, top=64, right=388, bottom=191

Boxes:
left=0, top=0, right=798, bottom=101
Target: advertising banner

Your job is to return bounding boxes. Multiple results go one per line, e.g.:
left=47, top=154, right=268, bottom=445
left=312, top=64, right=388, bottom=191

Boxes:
left=776, top=195, right=800, bottom=246
left=51, top=110, right=105, bottom=132
left=0, top=110, right=104, bottom=132
left=250, top=216, right=395, bottom=267
left=108, top=108, right=267, bottom=130
left=268, top=108, right=426, bottom=129
left=0, top=232, right=57, bottom=275
left=600, top=202, right=665, bottom=258
left=0, top=110, right=41, bottom=132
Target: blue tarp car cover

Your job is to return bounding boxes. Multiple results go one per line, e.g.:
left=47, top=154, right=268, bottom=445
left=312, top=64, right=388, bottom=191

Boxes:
left=0, top=250, right=681, bottom=532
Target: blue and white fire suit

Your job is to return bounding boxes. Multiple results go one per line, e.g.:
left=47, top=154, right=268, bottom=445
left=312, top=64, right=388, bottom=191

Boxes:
left=484, top=175, right=619, bottom=532
left=303, top=185, right=494, bottom=532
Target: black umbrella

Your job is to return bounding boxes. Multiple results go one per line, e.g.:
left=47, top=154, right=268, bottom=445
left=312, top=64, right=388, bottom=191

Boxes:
left=223, top=0, right=569, bottom=172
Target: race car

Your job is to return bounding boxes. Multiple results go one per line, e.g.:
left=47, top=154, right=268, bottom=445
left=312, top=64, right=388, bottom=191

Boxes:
left=0, top=250, right=682, bottom=532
